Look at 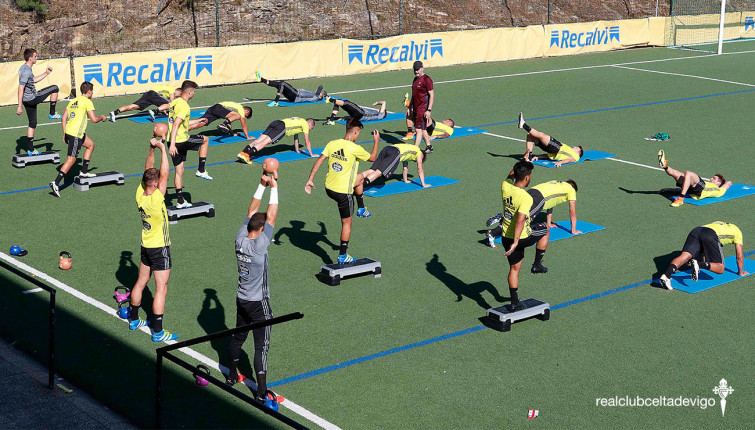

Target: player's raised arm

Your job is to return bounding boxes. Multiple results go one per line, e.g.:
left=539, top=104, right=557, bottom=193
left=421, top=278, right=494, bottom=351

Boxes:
left=266, top=176, right=278, bottom=227
left=247, top=175, right=268, bottom=218
left=155, top=139, right=169, bottom=196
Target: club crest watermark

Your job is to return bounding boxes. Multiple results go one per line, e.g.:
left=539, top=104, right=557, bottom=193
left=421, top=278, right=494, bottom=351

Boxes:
left=712, top=378, right=733, bottom=417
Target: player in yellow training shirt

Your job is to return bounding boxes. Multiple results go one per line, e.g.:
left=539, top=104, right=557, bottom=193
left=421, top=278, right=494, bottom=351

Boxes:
left=428, top=119, right=456, bottom=140
left=167, top=80, right=212, bottom=208
left=237, top=117, right=317, bottom=162
left=517, top=112, right=583, bottom=167
left=305, top=119, right=379, bottom=263
left=189, top=101, right=253, bottom=139
left=127, top=135, right=179, bottom=342
left=656, top=150, right=732, bottom=208
left=49, top=81, right=107, bottom=197
left=658, top=221, right=748, bottom=290
left=357, top=142, right=431, bottom=193
left=499, top=161, right=551, bottom=310
left=108, top=84, right=180, bottom=122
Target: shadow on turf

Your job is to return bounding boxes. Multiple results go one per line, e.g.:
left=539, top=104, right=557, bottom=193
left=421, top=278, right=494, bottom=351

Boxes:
left=15, top=137, right=52, bottom=154
left=486, top=151, right=521, bottom=162
left=426, top=253, right=507, bottom=309
left=0, top=271, right=281, bottom=429
left=618, top=187, right=680, bottom=196
left=114, top=251, right=155, bottom=317
left=273, top=220, right=339, bottom=264
left=649, top=250, right=685, bottom=288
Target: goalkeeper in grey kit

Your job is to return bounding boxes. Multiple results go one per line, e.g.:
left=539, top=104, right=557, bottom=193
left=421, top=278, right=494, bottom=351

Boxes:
left=226, top=173, right=279, bottom=405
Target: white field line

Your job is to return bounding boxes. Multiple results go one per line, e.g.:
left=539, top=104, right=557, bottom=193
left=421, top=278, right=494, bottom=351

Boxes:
left=22, top=287, right=44, bottom=294
left=611, top=65, right=755, bottom=88
left=482, top=131, right=525, bottom=142
left=0, top=252, right=340, bottom=430
left=3, top=48, right=755, bottom=132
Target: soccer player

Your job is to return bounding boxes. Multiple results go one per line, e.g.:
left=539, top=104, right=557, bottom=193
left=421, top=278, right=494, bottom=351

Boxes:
left=226, top=173, right=279, bottom=405
left=253, top=71, right=325, bottom=106
left=189, top=101, right=253, bottom=138
left=405, top=61, right=435, bottom=152
left=359, top=143, right=431, bottom=191
left=49, top=81, right=107, bottom=198
left=127, top=135, right=178, bottom=342
left=323, top=98, right=386, bottom=125
left=657, top=150, right=732, bottom=207
left=518, top=113, right=583, bottom=167
left=485, top=179, right=581, bottom=247
left=17, top=48, right=61, bottom=156
left=658, top=221, right=748, bottom=290
left=304, top=119, right=380, bottom=263
left=167, top=80, right=212, bottom=208
left=108, top=85, right=179, bottom=122
left=499, top=161, right=550, bottom=310
left=236, top=117, right=316, bottom=162
left=427, top=119, right=455, bottom=140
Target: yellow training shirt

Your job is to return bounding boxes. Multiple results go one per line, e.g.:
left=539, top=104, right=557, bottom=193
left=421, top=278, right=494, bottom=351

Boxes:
left=703, top=222, right=743, bottom=246
left=168, top=98, right=190, bottom=144
left=532, top=180, right=577, bottom=211
left=501, top=180, right=533, bottom=239
left=221, top=101, right=245, bottom=117
left=64, top=96, right=95, bottom=138
left=393, top=143, right=422, bottom=162
left=323, top=139, right=371, bottom=194
left=691, top=181, right=727, bottom=200
left=152, top=85, right=174, bottom=100
left=136, top=183, right=170, bottom=248
left=283, top=117, right=310, bottom=136
left=431, top=122, right=454, bottom=138
left=548, top=143, right=581, bottom=162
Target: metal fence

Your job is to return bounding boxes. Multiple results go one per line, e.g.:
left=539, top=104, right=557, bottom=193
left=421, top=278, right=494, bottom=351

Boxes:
left=10, top=0, right=672, bottom=59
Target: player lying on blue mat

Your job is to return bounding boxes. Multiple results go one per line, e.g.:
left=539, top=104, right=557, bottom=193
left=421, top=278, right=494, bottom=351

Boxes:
left=658, top=221, right=748, bottom=290
left=323, top=98, right=387, bottom=125
left=188, top=101, right=253, bottom=139
left=657, top=150, right=732, bottom=207
left=485, top=179, right=580, bottom=247
left=253, top=70, right=326, bottom=106
left=359, top=140, right=431, bottom=190
left=517, top=112, right=583, bottom=167
left=237, top=117, right=316, bottom=163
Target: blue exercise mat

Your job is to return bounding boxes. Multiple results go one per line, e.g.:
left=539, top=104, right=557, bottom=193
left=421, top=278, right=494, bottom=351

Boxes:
left=664, top=183, right=755, bottom=206
left=274, top=96, right=341, bottom=107
left=335, top=112, right=405, bottom=125
left=531, top=150, right=615, bottom=168
left=658, top=256, right=755, bottom=293
left=494, top=220, right=605, bottom=244
left=127, top=110, right=206, bottom=123
left=250, top=148, right=323, bottom=164
left=391, top=127, right=486, bottom=142
left=208, top=131, right=263, bottom=146
left=363, top=175, right=459, bottom=197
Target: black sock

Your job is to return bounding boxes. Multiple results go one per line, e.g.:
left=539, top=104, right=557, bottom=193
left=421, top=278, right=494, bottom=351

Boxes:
left=198, top=157, right=207, bottom=172
left=407, top=127, right=413, bottom=133
left=114, top=109, right=121, bottom=115
left=328, top=110, right=337, bottom=121
left=315, top=85, right=323, bottom=96
left=339, top=241, right=349, bottom=255
left=81, top=159, right=90, bottom=173
left=256, top=372, right=267, bottom=399
left=664, top=264, right=678, bottom=278
left=522, top=123, right=532, bottom=132
left=129, top=304, right=140, bottom=322
left=26, top=136, right=35, bottom=151
left=176, top=188, right=184, bottom=204
left=54, top=171, right=65, bottom=186
left=242, top=145, right=258, bottom=155
left=152, top=313, right=163, bottom=333
left=273, top=94, right=281, bottom=103
left=363, top=177, right=372, bottom=187
left=700, top=261, right=711, bottom=270
left=509, top=287, right=519, bottom=305
left=534, top=249, right=546, bottom=265
left=49, top=101, right=56, bottom=115
left=261, top=78, right=269, bottom=85
left=222, top=119, right=231, bottom=128
left=355, top=194, right=365, bottom=209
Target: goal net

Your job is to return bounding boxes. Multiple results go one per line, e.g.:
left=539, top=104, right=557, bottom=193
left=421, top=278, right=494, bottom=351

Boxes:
left=669, top=0, right=755, bottom=53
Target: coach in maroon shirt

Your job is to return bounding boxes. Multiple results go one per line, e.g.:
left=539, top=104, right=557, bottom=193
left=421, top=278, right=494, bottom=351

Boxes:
left=410, top=61, right=435, bottom=152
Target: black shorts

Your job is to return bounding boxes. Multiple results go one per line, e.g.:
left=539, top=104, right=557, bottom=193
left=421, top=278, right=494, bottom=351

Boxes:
left=675, top=176, right=705, bottom=195
left=326, top=188, right=354, bottom=219
left=370, top=146, right=401, bottom=178
left=23, top=85, right=59, bottom=128
left=340, top=100, right=366, bottom=119
left=499, top=223, right=549, bottom=265
left=140, top=246, right=172, bottom=271
left=536, top=136, right=562, bottom=155
left=263, top=120, right=286, bottom=144
left=65, top=133, right=86, bottom=158
left=133, top=90, right=169, bottom=110
left=528, top=189, right=545, bottom=220
left=200, top=104, right=232, bottom=124
left=170, top=135, right=205, bottom=166
left=682, top=227, right=724, bottom=264
left=425, top=120, right=436, bottom=136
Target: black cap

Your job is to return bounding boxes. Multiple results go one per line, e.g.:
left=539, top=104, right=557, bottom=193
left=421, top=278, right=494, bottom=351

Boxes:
left=413, top=60, right=423, bottom=70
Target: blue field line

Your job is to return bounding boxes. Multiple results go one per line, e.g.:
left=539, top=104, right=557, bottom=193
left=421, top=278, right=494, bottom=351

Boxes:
left=476, top=87, right=755, bottom=129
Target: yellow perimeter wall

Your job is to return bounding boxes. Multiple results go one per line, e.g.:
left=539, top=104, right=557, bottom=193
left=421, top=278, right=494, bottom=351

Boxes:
left=2, top=14, right=753, bottom=103
left=0, top=58, right=72, bottom=107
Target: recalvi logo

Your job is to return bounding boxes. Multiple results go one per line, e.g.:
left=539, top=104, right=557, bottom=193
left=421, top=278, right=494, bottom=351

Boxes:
left=550, top=26, right=620, bottom=48
left=82, top=55, right=213, bottom=87
left=348, top=39, right=443, bottom=65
